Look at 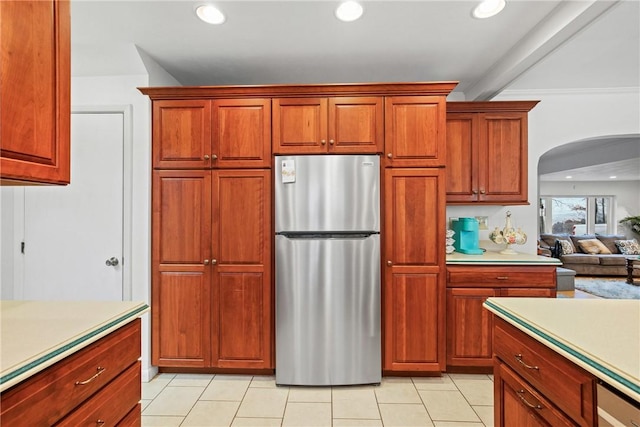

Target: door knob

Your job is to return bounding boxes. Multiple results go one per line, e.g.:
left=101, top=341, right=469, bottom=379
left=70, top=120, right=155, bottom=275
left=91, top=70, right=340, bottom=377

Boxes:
left=204, top=155, right=210, bottom=160
left=212, top=154, right=218, bottom=160
left=387, top=153, right=392, bottom=159
left=387, top=260, right=393, bottom=266
left=321, top=139, right=327, bottom=145
left=105, top=257, right=119, bottom=267
left=329, top=139, right=335, bottom=145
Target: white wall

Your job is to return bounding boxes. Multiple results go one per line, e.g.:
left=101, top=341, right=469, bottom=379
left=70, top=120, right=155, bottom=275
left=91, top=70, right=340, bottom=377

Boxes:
left=1, top=188, right=15, bottom=299
left=447, top=88, right=640, bottom=254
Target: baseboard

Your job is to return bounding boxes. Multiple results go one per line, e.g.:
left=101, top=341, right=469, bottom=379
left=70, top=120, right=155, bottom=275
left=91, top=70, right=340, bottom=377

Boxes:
left=143, top=365, right=159, bottom=383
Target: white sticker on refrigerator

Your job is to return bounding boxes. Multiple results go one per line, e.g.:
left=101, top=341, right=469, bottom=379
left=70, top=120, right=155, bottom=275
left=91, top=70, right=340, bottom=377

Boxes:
left=281, top=160, right=296, bottom=183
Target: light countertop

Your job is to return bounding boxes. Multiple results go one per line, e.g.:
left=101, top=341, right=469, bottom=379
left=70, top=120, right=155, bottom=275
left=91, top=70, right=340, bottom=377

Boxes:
left=0, top=300, right=149, bottom=392
left=447, top=251, right=562, bottom=265
left=484, top=297, right=640, bottom=402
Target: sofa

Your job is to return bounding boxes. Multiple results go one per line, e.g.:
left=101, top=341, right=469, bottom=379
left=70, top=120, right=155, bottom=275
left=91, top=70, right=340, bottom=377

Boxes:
left=538, top=233, right=640, bottom=277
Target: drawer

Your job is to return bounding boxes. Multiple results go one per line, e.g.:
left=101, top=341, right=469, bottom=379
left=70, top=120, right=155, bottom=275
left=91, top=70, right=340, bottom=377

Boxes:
left=447, top=266, right=556, bottom=288
left=1, top=319, right=141, bottom=427
left=494, top=318, right=597, bottom=426
left=117, top=403, right=141, bottom=427
left=496, top=361, right=575, bottom=426
left=56, top=361, right=141, bottom=426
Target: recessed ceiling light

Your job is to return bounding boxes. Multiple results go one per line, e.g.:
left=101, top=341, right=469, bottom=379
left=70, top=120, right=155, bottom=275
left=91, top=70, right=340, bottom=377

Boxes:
left=609, top=175, right=617, bottom=179
left=196, top=4, right=225, bottom=25
left=472, top=0, right=506, bottom=19
left=335, top=1, right=364, bottom=22
left=565, top=175, right=573, bottom=179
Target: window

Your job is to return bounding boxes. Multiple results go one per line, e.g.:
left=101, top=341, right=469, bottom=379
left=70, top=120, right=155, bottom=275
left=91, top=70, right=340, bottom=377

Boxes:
left=540, top=196, right=614, bottom=235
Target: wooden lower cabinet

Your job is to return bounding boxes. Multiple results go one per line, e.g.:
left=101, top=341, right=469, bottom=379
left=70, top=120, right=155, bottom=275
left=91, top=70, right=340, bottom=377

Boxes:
left=384, top=168, right=446, bottom=373
left=152, top=169, right=272, bottom=370
left=0, top=320, right=141, bottom=426
left=493, top=317, right=597, bottom=427
left=446, top=265, right=556, bottom=369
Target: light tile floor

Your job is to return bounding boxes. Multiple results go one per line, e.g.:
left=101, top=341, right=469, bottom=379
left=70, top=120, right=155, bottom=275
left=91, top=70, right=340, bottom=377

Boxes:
left=142, top=373, right=494, bottom=427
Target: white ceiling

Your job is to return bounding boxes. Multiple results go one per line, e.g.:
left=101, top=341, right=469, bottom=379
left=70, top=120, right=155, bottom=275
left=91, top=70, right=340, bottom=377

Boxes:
left=70, top=0, right=640, bottom=179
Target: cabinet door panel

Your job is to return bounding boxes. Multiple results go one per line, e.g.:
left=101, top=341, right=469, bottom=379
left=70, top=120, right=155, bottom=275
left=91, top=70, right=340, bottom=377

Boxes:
left=384, top=169, right=445, bottom=267
left=384, top=96, right=445, bottom=167
left=154, top=171, right=211, bottom=264
left=446, top=288, right=497, bottom=366
left=152, top=170, right=212, bottom=367
left=1, top=0, right=70, bottom=184
left=212, top=98, right=271, bottom=168
left=384, top=272, right=441, bottom=371
left=445, top=113, right=478, bottom=202
left=480, top=113, right=528, bottom=202
left=212, top=170, right=272, bottom=368
left=329, top=97, right=383, bottom=153
left=155, top=271, right=211, bottom=366
left=215, top=272, right=267, bottom=367
left=153, top=100, right=211, bottom=169
left=273, top=98, right=327, bottom=153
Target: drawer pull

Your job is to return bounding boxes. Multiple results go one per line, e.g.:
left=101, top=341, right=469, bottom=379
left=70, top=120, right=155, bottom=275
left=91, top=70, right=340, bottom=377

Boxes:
left=517, top=389, right=542, bottom=409
left=75, top=366, right=105, bottom=385
left=515, top=354, right=539, bottom=370
left=496, top=276, right=509, bottom=280
left=96, top=420, right=105, bottom=426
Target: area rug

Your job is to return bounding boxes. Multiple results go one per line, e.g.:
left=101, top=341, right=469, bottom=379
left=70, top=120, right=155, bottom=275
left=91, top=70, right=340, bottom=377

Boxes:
left=574, top=277, right=640, bottom=299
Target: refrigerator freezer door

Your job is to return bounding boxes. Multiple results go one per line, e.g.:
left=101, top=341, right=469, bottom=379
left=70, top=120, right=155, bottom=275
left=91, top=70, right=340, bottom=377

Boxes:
left=275, top=155, right=380, bottom=233
left=275, top=234, right=381, bottom=386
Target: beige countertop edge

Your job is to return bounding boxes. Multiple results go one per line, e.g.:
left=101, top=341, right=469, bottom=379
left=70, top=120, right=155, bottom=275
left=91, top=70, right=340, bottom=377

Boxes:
left=446, top=251, right=562, bottom=265
left=0, top=301, right=149, bottom=393
left=484, top=298, right=640, bottom=403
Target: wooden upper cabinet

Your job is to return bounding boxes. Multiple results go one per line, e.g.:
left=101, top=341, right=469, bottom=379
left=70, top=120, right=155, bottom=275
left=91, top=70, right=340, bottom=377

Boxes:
left=273, top=97, right=383, bottom=154
left=1, top=0, right=70, bottom=185
left=446, top=101, right=538, bottom=204
left=384, top=96, right=446, bottom=167
left=153, top=98, right=271, bottom=169
left=212, top=98, right=271, bottom=168
left=153, top=100, right=212, bottom=169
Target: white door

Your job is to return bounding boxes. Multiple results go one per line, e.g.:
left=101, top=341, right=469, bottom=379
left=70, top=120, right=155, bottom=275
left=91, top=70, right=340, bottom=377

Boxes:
left=23, top=112, right=124, bottom=301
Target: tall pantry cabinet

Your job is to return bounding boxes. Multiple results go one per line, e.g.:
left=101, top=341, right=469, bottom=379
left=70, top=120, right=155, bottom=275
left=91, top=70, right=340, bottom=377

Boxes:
left=142, top=82, right=456, bottom=374
left=149, top=97, right=272, bottom=369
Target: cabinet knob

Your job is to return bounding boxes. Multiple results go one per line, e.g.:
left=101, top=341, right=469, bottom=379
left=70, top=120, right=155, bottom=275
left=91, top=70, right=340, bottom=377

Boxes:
left=204, top=259, right=209, bottom=265
left=387, top=153, right=393, bottom=159
left=204, top=155, right=210, bottom=160
left=387, top=260, right=393, bottom=266
left=329, top=139, right=335, bottom=145
left=212, top=154, right=218, bottom=160
left=211, top=259, right=218, bottom=265
left=480, top=189, right=486, bottom=194
left=321, top=139, right=327, bottom=145
left=472, top=190, right=478, bottom=195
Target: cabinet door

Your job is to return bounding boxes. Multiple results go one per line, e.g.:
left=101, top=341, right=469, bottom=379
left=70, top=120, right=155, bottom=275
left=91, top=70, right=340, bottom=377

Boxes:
left=446, top=288, right=497, bottom=367
left=272, top=98, right=328, bottom=153
left=495, top=362, right=575, bottom=427
left=384, top=96, right=446, bottom=167
left=212, top=98, right=271, bottom=168
left=384, top=168, right=446, bottom=372
left=329, top=97, right=383, bottom=153
left=1, top=0, right=70, bottom=184
left=153, top=100, right=211, bottom=169
left=445, top=113, right=479, bottom=202
left=212, top=170, right=272, bottom=368
left=152, top=170, right=212, bottom=366
left=478, top=112, right=528, bottom=203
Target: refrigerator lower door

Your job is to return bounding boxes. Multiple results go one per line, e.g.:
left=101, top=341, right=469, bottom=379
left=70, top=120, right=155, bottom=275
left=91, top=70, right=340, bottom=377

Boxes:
left=275, top=234, right=381, bottom=386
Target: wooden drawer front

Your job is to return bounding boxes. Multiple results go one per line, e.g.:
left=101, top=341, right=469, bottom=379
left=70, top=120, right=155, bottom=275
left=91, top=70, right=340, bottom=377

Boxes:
left=496, top=361, right=575, bottom=427
left=494, top=319, right=596, bottom=426
left=117, top=403, right=141, bottom=427
left=56, top=361, right=141, bottom=427
left=447, top=266, right=555, bottom=288
left=1, top=319, right=141, bottom=427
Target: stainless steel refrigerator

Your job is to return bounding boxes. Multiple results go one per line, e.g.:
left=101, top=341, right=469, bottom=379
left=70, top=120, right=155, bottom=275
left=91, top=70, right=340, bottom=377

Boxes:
left=275, top=154, right=381, bottom=386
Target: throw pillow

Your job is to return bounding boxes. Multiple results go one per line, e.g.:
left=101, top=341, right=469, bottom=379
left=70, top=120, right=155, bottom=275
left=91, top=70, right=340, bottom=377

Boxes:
left=615, top=239, right=640, bottom=255
left=557, top=239, right=575, bottom=255
left=596, top=233, right=626, bottom=254
left=577, top=238, right=611, bottom=254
